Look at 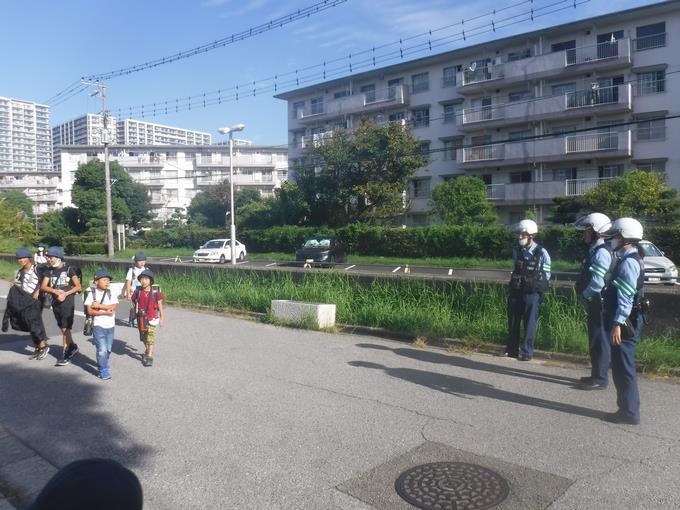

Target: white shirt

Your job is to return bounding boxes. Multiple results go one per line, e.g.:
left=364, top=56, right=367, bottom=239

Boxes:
left=84, top=287, right=119, bottom=329
left=14, top=265, right=41, bottom=294
left=125, top=266, right=147, bottom=290
left=34, top=254, right=47, bottom=265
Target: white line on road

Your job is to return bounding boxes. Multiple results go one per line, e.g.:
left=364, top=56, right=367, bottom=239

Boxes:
left=265, top=262, right=277, bottom=267
left=344, top=265, right=356, bottom=271
left=392, top=266, right=401, bottom=273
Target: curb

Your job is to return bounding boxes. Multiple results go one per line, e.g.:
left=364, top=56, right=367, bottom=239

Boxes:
left=0, top=425, right=58, bottom=509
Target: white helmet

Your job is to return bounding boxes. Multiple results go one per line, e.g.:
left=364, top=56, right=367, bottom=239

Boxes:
left=602, top=217, right=643, bottom=241
left=513, top=219, right=538, bottom=235
left=573, top=212, right=611, bottom=234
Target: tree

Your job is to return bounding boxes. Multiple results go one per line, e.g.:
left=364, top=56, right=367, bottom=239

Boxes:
left=582, top=170, right=680, bottom=224
left=271, top=181, right=310, bottom=226
left=0, top=202, right=36, bottom=244
left=298, top=121, right=427, bottom=226
left=430, top=176, right=497, bottom=225
left=37, top=210, right=74, bottom=246
left=187, top=191, right=225, bottom=227
left=71, top=160, right=152, bottom=229
left=548, top=196, right=586, bottom=225
left=0, top=190, right=33, bottom=217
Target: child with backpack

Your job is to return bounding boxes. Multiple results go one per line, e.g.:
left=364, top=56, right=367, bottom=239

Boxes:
left=131, top=269, right=164, bottom=367
left=40, top=246, right=82, bottom=366
left=124, top=251, right=148, bottom=327
left=83, top=269, right=118, bottom=380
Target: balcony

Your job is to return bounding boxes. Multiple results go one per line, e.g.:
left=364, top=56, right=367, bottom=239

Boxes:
left=458, top=131, right=631, bottom=168
left=116, top=156, right=164, bottom=168
left=456, top=39, right=631, bottom=94
left=196, top=155, right=277, bottom=167
left=296, top=85, right=409, bottom=123
left=633, top=32, right=666, bottom=51
left=566, top=177, right=614, bottom=196
left=196, top=173, right=276, bottom=187
left=300, top=131, right=335, bottom=151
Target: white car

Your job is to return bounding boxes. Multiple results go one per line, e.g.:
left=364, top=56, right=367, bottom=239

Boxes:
left=640, top=240, right=677, bottom=285
left=193, top=239, right=247, bottom=264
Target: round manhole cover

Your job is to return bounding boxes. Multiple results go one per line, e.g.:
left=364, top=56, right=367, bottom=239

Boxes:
left=395, top=462, right=509, bottom=510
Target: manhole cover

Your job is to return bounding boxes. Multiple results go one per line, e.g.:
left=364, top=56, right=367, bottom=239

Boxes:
left=395, top=462, right=509, bottom=510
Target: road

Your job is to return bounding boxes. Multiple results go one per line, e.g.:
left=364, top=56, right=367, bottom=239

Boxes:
left=1, top=280, right=679, bottom=509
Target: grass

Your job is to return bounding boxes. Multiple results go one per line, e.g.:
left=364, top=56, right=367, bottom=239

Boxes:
left=1, top=259, right=676, bottom=374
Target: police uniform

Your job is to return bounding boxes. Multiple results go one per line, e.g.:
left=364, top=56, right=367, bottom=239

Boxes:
left=576, top=239, right=614, bottom=386
left=506, top=242, right=551, bottom=360
left=604, top=246, right=644, bottom=423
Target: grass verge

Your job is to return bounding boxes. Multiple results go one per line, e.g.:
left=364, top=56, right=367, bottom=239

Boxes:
left=0, top=259, right=677, bottom=374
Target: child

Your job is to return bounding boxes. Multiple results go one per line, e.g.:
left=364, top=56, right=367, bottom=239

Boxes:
left=84, top=269, right=118, bottom=380
left=124, top=251, right=148, bottom=327
left=131, top=269, right=164, bottom=367
left=40, top=246, right=81, bottom=366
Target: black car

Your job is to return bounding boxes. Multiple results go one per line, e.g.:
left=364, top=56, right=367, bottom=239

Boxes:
left=295, top=237, right=347, bottom=266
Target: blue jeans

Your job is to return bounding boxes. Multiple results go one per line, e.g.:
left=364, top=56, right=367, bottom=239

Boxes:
left=93, top=326, right=114, bottom=372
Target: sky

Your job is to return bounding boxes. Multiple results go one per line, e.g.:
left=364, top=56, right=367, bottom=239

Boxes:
left=0, top=0, right=663, bottom=146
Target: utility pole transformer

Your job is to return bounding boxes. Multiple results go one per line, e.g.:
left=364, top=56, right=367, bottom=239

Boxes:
left=84, top=81, right=115, bottom=257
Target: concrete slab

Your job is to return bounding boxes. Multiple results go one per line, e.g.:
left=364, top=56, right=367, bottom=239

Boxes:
left=0, top=438, right=34, bottom=468
left=338, top=441, right=572, bottom=510
left=0, top=457, right=56, bottom=508
left=271, top=299, right=336, bottom=328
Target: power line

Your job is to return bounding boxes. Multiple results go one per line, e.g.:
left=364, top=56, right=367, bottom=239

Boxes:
left=113, top=0, right=584, bottom=118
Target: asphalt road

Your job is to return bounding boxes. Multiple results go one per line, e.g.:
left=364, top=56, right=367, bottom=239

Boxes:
left=1, top=280, right=679, bottom=509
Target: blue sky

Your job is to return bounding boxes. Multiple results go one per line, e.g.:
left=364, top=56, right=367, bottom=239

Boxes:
left=0, top=0, right=661, bottom=145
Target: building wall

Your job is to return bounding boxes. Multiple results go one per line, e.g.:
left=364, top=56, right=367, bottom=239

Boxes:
left=277, top=1, right=680, bottom=225
left=116, top=119, right=212, bottom=146
left=59, top=145, right=288, bottom=221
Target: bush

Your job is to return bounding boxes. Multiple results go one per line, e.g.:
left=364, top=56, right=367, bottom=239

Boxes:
left=65, top=241, right=107, bottom=255
left=143, top=227, right=225, bottom=248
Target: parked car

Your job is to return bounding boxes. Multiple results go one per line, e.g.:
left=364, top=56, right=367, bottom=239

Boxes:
left=295, top=237, right=347, bottom=266
left=640, top=240, right=677, bottom=285
left=193, top=239, right=247, bottom=263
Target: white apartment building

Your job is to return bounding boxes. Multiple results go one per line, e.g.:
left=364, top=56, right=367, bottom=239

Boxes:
left=117, top=119, right=212, bottom=146
left=52, top=114, right=117, bottom=172
left=58, top=144, right=288, bottom=220
left=0, top=97, right=58, bottom=215
left=276, top=0, right=679, bottom=225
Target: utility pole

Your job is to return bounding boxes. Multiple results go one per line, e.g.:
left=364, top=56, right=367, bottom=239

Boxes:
left=83, top=81, right=115, bottom=257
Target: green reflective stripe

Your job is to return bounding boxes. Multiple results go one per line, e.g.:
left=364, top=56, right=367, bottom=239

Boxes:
left=613, top=278, right=636, bottom=297
left=589, top=265, right=607, bottom=278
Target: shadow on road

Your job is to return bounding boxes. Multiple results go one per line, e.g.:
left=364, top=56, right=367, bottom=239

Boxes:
left=355, top=343, right=580, bottom=386
left=348, top=360, right=603, bottom=420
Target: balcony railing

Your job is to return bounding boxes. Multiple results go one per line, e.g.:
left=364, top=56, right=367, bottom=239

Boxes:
left=460, top=64, right=505, bottom=86
left=462, top=105, right=504, bottom=124
left=566, top=40, right=621, bottom=65
left=565, top=177, right=613, bottom=196
left=296, top=85, right=409, bottom=121
left=460, top=143, right=505, bottom=162
left=565, top=132, right=618, bottom=153
left=486, top=184, right=505, bottom=200
left=634, top=32, right=666, bottom=51
left=565, top=85, right=620, bottom=109
left=300, top=131, right=334, bottom=150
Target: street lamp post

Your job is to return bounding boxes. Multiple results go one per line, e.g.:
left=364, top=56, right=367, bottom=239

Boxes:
left=218, top=123, right=245, bottom=264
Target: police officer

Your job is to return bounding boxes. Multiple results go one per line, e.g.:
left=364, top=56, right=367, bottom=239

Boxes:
left=504, top=219, right=551, bottom=361
left=601, top=218, right=645, bottom=425
left=573, top=213, right=614, bottom=390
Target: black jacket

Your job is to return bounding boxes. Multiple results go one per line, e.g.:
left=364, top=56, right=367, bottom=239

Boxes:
left=2, top=285, right=47, bottom=340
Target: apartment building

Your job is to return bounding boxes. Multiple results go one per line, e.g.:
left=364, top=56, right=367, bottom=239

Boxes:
left=0, top=97, right=58, bottom=214
left=276, top=0, right=679, bottom=225
left=58, top=144, right=288, bottom=220
left=52, top=114, right=117, bottom=171
left=116, top=119, right=212, bottom=146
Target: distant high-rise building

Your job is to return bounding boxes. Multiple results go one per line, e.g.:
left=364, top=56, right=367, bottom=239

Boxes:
left=0, top=97, right=58, bottom=214
left=52, top=113, right=117, bottom=171
left=116, top=119, right=212, bottom=146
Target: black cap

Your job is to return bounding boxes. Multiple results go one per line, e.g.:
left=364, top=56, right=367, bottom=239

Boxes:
left=134, top=251, right=146, bottom=262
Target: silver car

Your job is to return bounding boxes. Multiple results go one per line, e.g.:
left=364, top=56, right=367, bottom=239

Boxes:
left=640, top=240, right=677, bottom=285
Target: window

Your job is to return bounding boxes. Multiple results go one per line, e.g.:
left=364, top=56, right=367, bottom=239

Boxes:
left=635, top=22, right=666, bottom=50
left=411, top=178, right=431, bottom=198
left=551, top=40, right=575, bottom=52
left=411, top=108, right=429, bottom=128
left=334, top=89, right=349, bottom=99
left=507, top=49, right=531, bottom=62
left=310, top=97, right=324, bottom=115
left=552, top=82, right=576, bottom=97
left=636, top=160, right=666, bottom=173
left=552, top=168, right=577, bottom=181
left=509, top=129, right=532, bottom=141
left=636, top=118, right=666, bottom=141
left=387, top=78, right=403, bottom=99
left=292, top=101, right=304, bottom=119
left=598, top=165, right=623, bottom=178
left=481, top=174, right=492, bottom=185
left=417, top=141, right=431, bottom=158
left=443, top=104, right=457, bottom=124
left=596, top=31, right=624, bottom=59
left=442, top=66, right=458, bottom=87
left=636, top=70, right=665, bottom=95
left=412, top=72, right=430, bottom=93
left=361, top=84, right=376, bottom=104
left=388, top=111, right=405, bottom=122
left=442, top=140, right=460, bottom=161
left=508, top=90, right=532, bottom=102
left=550, top=124, right=578, bottom=135
left=510, top=171, right=532, bottom=183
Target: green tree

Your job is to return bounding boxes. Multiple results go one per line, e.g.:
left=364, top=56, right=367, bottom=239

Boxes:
left=299, top=121, right=426, bottom=226
left=583, top=170, right=680, bottom=224
left=0, top=201, right=36, bottom=245
left=430, top=176, right=497, bottom=225
left=187, top=191, right=225, bottom=227
left=0, top=190, right=33, bottom=217
left=71, top=160, right=152, bottom=229
left=37, top=210, right=74, bottom=246
left=271, top=181, right=310, bottom=225
left=548, top=196, right=586, bottom=225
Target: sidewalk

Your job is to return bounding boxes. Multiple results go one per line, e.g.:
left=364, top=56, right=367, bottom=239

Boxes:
left=1, top=280, right=679, bottom=509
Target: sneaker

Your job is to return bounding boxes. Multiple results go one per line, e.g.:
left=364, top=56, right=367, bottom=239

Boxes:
left=99, top=368, right=112, bottom=380
left=56, top=353, right=70, bottom=366
left=602, top=411, right=640, bottom=425
left=143, top=356, right=153, bottom=367
left=31, top=345, right=50, bottom=360
left=64, top=343, right=79, bottom=362
left=577, top=381, right=608, bottom=391
left=580, top=376, right=594, bottom=384
left=518, top=354, right=533, bottom=361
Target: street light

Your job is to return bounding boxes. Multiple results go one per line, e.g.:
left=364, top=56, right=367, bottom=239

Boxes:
left=218, top=123, right=246, bottom=265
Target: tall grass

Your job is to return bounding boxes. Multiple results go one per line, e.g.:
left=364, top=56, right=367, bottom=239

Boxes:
left=0, top=259, right=677, bottom=373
